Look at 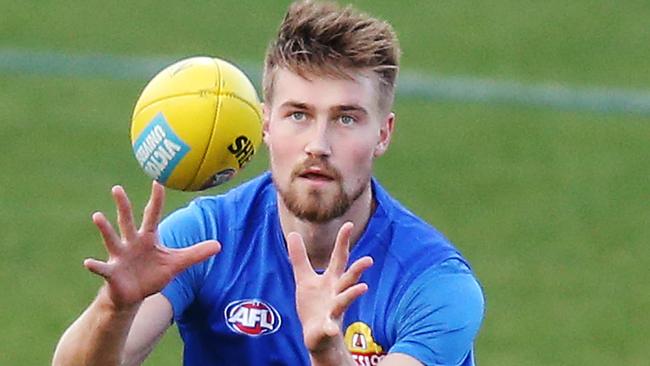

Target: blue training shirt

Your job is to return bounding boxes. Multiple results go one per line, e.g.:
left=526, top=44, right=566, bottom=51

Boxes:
left=160, top=172, right=484, bottom=366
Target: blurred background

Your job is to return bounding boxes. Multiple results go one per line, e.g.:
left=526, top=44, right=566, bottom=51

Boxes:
left=1, top=0, right=649, bottom=365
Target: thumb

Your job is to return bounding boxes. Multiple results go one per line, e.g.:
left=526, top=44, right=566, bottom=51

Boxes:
left=173, top=240, right=221, bottom=270
left=84, top=258, right=113, bottom=279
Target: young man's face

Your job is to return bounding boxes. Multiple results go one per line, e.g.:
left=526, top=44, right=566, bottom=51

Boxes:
left=264, top=67, right=394, bottom=222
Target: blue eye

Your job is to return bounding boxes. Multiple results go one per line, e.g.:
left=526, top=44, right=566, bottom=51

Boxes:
left=290, top=112, right=306, bottom=121
left=339, top=115, right=356, bottom=126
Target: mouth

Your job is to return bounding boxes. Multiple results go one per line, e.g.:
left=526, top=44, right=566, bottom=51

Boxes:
left=298, top=167, right=335, bottom=182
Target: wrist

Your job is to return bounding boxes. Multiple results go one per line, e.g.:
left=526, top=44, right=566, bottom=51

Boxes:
left=96, top=286, right=142, bottom=316
left=309, top=335, right=356, bottom=366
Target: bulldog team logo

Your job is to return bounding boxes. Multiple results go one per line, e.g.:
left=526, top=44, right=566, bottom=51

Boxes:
left=344, top=322, right=387, bottom=365
left=224, top=299, right=282, bottom=336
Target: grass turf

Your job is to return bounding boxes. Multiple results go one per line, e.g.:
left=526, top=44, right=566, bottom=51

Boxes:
left=1, top=1, right=649, bottom=364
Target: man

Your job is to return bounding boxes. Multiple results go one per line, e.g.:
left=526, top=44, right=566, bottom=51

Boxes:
left=52, top=1, right=484, bottom=365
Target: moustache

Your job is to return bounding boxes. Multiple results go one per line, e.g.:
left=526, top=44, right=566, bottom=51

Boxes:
left=290, top=157, right=341, bottom=181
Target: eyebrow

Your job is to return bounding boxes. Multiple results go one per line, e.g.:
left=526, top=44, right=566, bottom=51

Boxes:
left=279, top=101, right=310, bottom=110
left=331, top=104, right=368, bottom=116
left=278, top=101, right=369, bottom=116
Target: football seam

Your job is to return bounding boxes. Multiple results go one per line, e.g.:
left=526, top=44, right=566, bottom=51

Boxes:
left=186, top=61, right=222, bottom=191
left=218, top=92, right=262, bottom=121
left=186, top=92, right=261, bottom=190
left=133, top=91, right=261, bottom=123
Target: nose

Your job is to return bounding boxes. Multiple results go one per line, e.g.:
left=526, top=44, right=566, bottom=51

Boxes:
left=304, top=120, right=331, bottom=157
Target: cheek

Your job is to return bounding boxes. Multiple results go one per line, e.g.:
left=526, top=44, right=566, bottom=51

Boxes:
left=341, top=142, right=376, bottom=176
left=354, top=144, right=376, bottom=163
left=268, top=133, right=296, bottom=163
left=267, top=127, right=300, bottom=177
left=267, top=118, right=303, bottom=150
left=353, top=129, right=379, bottom=161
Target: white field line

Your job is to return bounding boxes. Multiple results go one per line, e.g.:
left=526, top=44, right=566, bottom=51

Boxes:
left=2, top=48, right=650, bottom=115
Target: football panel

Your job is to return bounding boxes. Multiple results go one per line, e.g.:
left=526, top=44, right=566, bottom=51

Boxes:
left=187, top=93, right=263, bottom=191
left=131, top=94, right=218, bottom=190
left=132, top=57, right=220, bottom=119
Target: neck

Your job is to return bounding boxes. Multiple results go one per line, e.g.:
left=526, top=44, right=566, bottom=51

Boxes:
left=277, top=183, right=375, bottom=270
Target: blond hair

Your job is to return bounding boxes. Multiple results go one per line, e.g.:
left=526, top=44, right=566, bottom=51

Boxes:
left=263, top=0, right=401, bottom=112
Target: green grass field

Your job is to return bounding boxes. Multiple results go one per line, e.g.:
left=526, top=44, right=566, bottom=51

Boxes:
left=1, top=1, right=649, bottom=365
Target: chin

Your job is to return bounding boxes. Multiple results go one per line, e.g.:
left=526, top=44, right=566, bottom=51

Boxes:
left=283, top=186, right=349, bottom=223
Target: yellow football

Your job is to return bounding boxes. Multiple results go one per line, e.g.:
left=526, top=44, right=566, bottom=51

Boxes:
left=130, top=56, right=262, bottom=191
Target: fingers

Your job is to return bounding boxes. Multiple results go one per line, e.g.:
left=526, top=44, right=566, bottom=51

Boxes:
left=92, top=211, right=122, bottom=254
left=141, top=181, right=165, bottom=233
left=83, top=258, right=113, bottom=279
left=112, top=185, right=138, bottom=242
left=335, top=256, right=373, bottom=294
left=326, top=222, right=353, bottom=277
left=331, top=283, right=369, bottom=319
left=287, top=232, right=315, bottom=281
left=330, top=256, right=373, bottom=319
left=173, top=240, right=221, bottom=271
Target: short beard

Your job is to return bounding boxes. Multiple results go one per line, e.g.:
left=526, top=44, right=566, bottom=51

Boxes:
left=274, top=158, right=368, bottom=223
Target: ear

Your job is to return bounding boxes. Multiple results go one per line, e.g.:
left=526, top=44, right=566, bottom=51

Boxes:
left=262, top=102, right=270, bottom=146
left=374, top=112, right=395, bottom=157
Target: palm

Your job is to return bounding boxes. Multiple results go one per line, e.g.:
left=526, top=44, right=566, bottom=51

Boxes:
left=84, top=182, right=220, bottom=310
left=293, top=266, right=341, bottom=350
left=97, top=231, right=175, bottom=308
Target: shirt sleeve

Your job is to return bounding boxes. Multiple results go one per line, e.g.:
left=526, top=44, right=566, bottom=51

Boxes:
left=389, top=259, right=485, bottom=366
left=158, top=200, right=216, bottom=320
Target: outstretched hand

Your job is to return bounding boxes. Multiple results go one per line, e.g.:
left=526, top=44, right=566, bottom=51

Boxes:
left=287, top=222, right=373, bottom=354
left=84, top=181, right=221, bottom=310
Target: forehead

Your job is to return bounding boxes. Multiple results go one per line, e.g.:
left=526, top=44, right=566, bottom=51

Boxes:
left=270, top=68, right=379, bottom=111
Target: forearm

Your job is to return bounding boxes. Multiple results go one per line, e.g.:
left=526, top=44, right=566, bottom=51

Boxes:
left=52, top=287, right=141, bottom=366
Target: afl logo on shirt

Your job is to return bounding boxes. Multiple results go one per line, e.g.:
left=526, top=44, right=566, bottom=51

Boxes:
left=224, top=299, right=282, bottom=336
